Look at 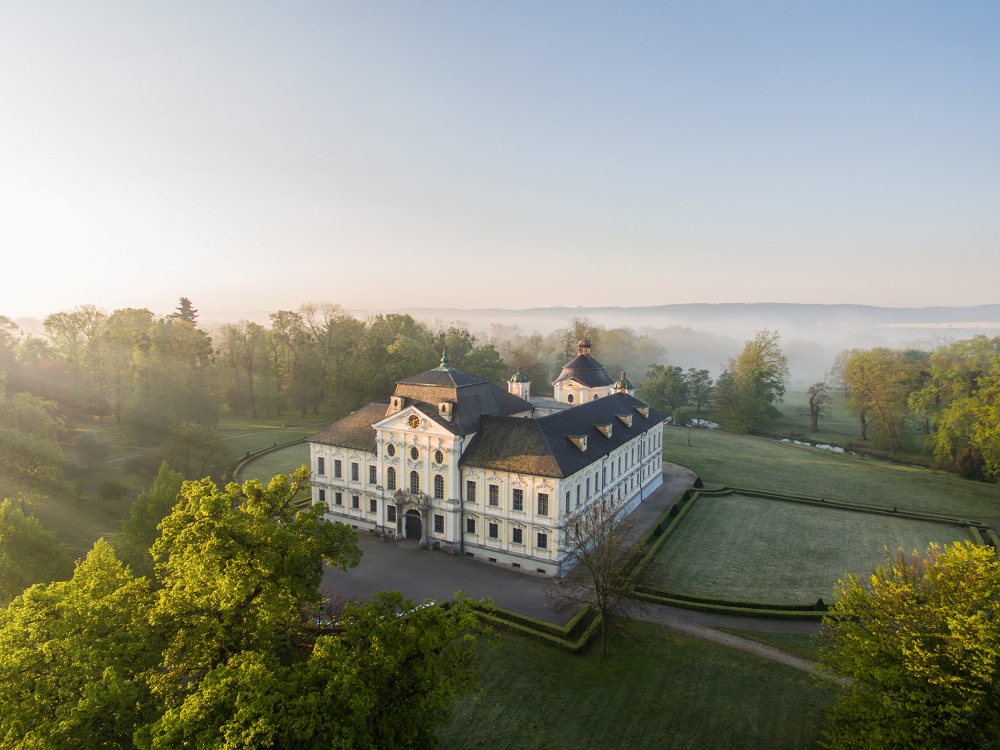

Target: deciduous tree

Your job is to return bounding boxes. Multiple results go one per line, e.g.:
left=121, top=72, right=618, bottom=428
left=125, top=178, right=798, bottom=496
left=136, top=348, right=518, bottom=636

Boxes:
left=818, top=542, right=1000, bottom=749
left=844, top=348, right=910, bottom=454
left=0, top=498, right=72, bottom=606
left=713, top=329, right=789, bottom=434
left=113, top=462, right=183, bottom=580
left=74, top=430, right=111, bottom=469
left=799, top=381, right=833, bottom=432
left=684, top=368, right=714, bottom=412
left=638, top=364, right=689, bottom=415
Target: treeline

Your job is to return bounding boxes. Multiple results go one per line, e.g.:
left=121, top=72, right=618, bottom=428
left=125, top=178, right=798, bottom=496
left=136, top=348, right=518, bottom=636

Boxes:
left=831, top=336, right=1000, bottom=478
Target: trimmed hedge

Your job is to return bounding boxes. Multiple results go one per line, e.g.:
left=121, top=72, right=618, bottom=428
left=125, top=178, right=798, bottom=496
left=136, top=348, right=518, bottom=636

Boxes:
left=985, top=528, right=1000, bottom=551
left=471, top=603, right=601, bottom=653
left=970, top=526, right=986, bottom=546
left=632, top=590, right=827, bottom=620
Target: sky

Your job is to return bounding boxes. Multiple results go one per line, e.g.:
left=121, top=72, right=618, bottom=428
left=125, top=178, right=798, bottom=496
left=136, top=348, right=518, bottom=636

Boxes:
left=1, top=2, right=998, bottom=319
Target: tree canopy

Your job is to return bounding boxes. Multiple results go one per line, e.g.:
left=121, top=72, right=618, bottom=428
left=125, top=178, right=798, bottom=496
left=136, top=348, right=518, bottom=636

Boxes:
left=713, top=329, right=789, bottom=433
left=0, top=498, right=72, bottom=607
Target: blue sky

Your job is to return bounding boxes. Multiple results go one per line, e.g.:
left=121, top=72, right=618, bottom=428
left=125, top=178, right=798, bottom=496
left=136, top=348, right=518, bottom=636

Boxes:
left=1, top=2, right=997, bottom=317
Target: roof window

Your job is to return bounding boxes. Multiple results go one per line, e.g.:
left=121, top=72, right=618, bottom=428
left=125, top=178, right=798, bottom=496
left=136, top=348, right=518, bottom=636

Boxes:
left=595, top=423, right=613, bottom=438
left=617, top=414, right=633, bottom=428
left=634, top=406, right=650, bottom=418
left=568, top=435, right=588, bottom=452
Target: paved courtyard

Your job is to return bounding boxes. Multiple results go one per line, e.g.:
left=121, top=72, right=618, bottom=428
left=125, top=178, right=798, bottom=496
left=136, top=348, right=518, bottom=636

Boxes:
left=321, top=463, right=697, bottom=625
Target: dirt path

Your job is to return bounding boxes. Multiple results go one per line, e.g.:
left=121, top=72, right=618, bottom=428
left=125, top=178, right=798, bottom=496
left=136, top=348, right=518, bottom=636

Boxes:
left=637, top=603, right=846, bottom=683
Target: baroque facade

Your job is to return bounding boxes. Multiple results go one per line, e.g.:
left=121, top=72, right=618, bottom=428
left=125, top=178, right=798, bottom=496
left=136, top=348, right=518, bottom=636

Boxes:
left=308, top=340, right=665, bottom=576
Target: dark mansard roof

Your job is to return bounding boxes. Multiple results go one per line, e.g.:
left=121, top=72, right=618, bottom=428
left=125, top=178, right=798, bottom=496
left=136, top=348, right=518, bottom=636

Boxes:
left=460, top=392, right=665, bottom=479
left=309, top=401, right=389, bottom=452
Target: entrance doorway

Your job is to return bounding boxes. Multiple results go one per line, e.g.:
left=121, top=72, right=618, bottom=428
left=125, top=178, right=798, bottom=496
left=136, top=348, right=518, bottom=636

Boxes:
left=404, top=510, right=422, bottom=540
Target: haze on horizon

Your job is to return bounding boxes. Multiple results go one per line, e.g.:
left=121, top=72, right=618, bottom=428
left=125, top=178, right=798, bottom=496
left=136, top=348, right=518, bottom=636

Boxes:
left=2, top=2, right=998, bottom=319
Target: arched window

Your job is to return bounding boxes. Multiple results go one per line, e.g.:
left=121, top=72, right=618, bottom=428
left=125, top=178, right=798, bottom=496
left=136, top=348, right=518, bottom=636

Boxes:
left=410, top=471, right=420, bottom=494
left=567, top=394, right=574, bottom=403
left=593, top=394, right=599, bottom=401
left=434, top=474, right=444, bottom=499
left=410, top=447, right=419, bottom=460
left=434, top=450, right=444, bottom=464
left=386, top=466, right=396, bottom=491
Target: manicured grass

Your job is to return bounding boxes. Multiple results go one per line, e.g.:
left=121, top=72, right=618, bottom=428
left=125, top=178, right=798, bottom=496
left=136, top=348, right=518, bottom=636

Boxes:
left=664, top=426, right=1000, bottom=518
left=714, top=629, right=826, bottom=663
left=440, top=622, right=836, bottom=750
left=650, top=493, right=971, bottom=602
left=237, top=442, right=311, bottom=484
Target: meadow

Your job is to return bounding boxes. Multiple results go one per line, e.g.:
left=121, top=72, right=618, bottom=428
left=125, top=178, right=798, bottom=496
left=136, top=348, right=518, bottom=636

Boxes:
left=649, top=493, right=971, bottom=602
left=237, top=441, right=311, bottom=484
left=663, top=425, right=1000, bottom=519
left=439, top=622, right=836, bottom=750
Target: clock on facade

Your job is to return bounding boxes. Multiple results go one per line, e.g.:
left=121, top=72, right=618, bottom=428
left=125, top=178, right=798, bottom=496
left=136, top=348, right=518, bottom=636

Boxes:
left=408, top=414, right=420, bottom=429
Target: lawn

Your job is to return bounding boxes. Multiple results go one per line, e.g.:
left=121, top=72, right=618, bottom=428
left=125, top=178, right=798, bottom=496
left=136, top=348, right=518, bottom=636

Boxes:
left=237, top=441, right=311, bottom=484
left=664, top=426, right=1000, bottom=519
left=439, top=622, right=836, bottom=750
left=713, top=629, right=826, bottom=663
left=650, top=493, right=971, bottom=602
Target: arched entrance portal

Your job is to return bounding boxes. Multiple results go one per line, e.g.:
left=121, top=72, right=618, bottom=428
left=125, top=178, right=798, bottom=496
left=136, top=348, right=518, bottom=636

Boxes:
left=404, top=509, right=422, bottom=540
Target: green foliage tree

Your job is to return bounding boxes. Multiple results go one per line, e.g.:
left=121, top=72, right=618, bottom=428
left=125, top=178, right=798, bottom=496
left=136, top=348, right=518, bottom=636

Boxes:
left=113, top=462, right=183, bottom=579
left=0, top=498, right=72, bottom=606
left=74, top=430, right=111, bottom=469
left=0, top=540, right=160, bottom=747
left=684, top=368, right=713, bottom=412
left=968, top=358, right=1000, bottom=480
left=713, top=329, right=789, bottom=434
left=160, top=422, right=234, bottom=483
left=844, top=348, right=911, bottom=454
left=818, top=542, right=1000, bottom=749
left=638, top=364, right=689, bottom=415
left=798, top=381, right=833, bottom=432
left=0, top=374, right=65, bottom=491
left=97, top=478, right=129, bottom=514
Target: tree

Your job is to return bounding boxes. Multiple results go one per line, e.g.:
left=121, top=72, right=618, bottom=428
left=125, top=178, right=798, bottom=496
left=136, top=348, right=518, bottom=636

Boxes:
left=74, top=430, right=111, bottom=469
left=0, top=498, right=72, bottom=606
left=684, top=368, right=713, bottom=412
left=97, top=478, right=129, bottom=514
left=713, top=329, right=789, bottom=433
left=168, top=297, right=199, bottom=324
left=638, top=364, right=689, bottom=415
left=798, top=381, right=833, bottom=432
left=844, top=348, right=910, bottom=454
left=102, top=307, right=155, bottom=423
left=0, top=375, right=65, bottom=491
left=160, top=422, right=235, bottom=483
left=818, top=542, right=1000, bottom=749
left=220, top=320, right=265, bottom=417
left=969, top=358, right=1000, bottom=480
left=558, top=492, right=647, bottom=658
left=113, top=462, right=183, bottom=579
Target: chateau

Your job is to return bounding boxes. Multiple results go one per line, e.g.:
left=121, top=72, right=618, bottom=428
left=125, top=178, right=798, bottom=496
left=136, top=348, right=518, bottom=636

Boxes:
left=308, top=340, right=665, bottom=576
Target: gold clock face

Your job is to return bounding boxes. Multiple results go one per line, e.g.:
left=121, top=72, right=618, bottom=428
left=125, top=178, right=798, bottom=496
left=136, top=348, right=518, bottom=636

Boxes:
left=408, top=414, right=420, bottom=429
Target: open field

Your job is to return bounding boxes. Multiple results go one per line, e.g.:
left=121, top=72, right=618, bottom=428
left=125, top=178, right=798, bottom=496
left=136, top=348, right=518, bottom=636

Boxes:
left=440, top=622, right=836, bottom=750
left=664, top=426, right=1000, bottom=519
left=650, top=493, right=971, bottom=602
left=237, top=442, right=311, bottom=484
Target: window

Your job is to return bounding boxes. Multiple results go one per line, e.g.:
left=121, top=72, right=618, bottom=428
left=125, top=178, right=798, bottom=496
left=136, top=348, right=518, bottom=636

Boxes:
left=488, top=484, right=499, bottom=506
left=334, top=459, right=343, bottom=479
left=351, top=462, right=359, bottom=481
left=318, top=488, right=326, bottom=504
left=434, top=474, right=444, bottom=499
left=386, top=505, right=396, bottom=523
left=565, top=491, right=571, bottom=514
left=593, top=394, right=599, bottom=401
left=387, top=444, right=395, bottom=457
left=369, top=497, right=377, bottom=513
left=537, top=493, right=549, bottom=516
left=488, top=522, right=499, bottom=539
left=466, top=481, right=477, bottom=503
left=576, top=485, right=581, bottom=508
left=334, top=492, right=343, bottom=506
left=434, top=514, right=445, bottom=534
left=512, top=488, right=524, bottom=512
left=466, top=517, right=476, bottom=534
left=386, top=467, right=396, bottom=491
left=435, top=450, right=444, bottom=464
left=586, top=478, right=590, bottom=498
left=603, top=467, right=607, bottom=485
left=619, top=456, right=622, bottom=473
left=537, top=532, right=548, bottom=549
left=512, top=527, right=523, bottom=545
left=351, top=495, right=359, bottom=509
left=410, top=446, right=419, bottom=460
left=317, top=457, right=325, bottom=475
left=410, top=471, right=420, bottom=493
left=567, top=394, right=574, bottom=403
left=369, top=465, right=377, bottom=484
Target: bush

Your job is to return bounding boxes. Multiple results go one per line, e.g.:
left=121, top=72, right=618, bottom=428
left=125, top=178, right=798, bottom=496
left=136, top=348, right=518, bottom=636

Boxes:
left=955, top=447, right=986, bottom=481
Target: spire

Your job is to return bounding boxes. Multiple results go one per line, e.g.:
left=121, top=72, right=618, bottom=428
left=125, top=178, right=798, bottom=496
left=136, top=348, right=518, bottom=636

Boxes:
left=433, top=351, right=452, bottom=371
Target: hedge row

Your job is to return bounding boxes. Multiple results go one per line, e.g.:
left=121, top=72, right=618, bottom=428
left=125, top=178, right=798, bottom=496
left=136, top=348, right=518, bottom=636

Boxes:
left=634, top=587, right=827, bottom=612
left=984, top=528, right=1000, bottom=551
left=632, top=590, right=827, bottom=620
left=970, top=526, right=986, bottom=546
left=471, top=604, right=602, bottom=653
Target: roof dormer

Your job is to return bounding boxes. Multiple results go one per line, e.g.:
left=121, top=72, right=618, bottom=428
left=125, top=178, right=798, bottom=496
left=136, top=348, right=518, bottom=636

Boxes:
left=568, top=435, right=588, bottom=452
left=595, top=423, right=613, bottom=438
left=634, top=406, right=650, bottom=418
left=617, top=414, right=633, bottom=428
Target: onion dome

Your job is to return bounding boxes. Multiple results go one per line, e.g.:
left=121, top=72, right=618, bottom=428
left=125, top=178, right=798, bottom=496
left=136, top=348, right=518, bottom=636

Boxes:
left=433, top=352, right=452, bottom=371
left=613, top=372, right=634, bottom=391
left=509, top=367, right=529, bottom=383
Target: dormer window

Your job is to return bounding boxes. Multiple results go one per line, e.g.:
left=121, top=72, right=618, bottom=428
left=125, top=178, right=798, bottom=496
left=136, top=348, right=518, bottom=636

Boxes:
left=596, top=424, right=613, bottom=438
left=438, top=402, right=453, bottom=422
left=635, top=406, right=650, bottom=418
left=568, top=435, right=588, bottom=452
left=617, top=414, right=633, bottom=428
